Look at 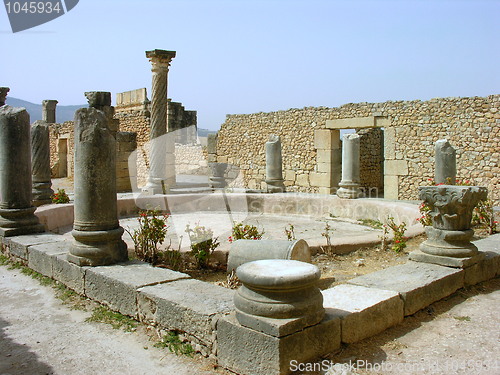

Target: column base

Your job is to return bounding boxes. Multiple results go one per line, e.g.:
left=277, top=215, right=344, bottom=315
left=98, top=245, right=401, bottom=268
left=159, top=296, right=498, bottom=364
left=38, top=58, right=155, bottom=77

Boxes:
left=409, top=249, right=485, bottom=268
left=32, top=181, right=54, bottom=207
left=265, top=179, right=285, bottom=193
left=68, top=227, right=128, bottom=266
left=142, top=178, right=175, bottom=195
left=209, top=176, right=226, bottom=189
left=420, top=227, right=478, bottom=257
left=337, top=182, right=363, bottom=199
left=0, top=206, right=45, bottom=237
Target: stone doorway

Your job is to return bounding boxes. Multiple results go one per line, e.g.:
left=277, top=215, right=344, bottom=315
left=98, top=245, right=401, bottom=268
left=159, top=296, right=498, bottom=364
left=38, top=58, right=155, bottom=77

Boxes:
left=57, top=138, right=68, bottom=178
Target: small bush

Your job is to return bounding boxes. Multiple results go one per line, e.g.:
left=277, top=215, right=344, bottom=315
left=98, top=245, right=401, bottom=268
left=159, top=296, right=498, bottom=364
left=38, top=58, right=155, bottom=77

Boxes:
left=51, top=188, right=70, bottom=204
left=186, top=224, right=219, bottom=269
left=228, top=222, right=264, bottom=243
left=385, top=216, right=407, bottom=253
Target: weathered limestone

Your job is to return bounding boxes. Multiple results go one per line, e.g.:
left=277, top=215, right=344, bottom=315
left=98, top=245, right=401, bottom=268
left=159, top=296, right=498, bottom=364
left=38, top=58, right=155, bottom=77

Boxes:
left=207, top=133, right=228, bottom=189
left=143, top=49, right=176, bottom=194
left=41, top=99, right=58, bottom=123
left=227, top=239, right=311, bottom=273
left=116, top=131, right=137, bottom=192
left=219, top=259, right=340, bottom=375
left=410, top=185, right=488, bottom=267
left=434, top=139, right=456, bottom=184
left=0, top=87, right=9, bottom=106
left=0, top=104, right=45, bottom=236
left=68, top=92, right=127, bottom=266
left=265, top=135, right=285, bottom=193
left=31, top=121, right=54, bottom=206
left=337, top=134, right=362, bottom=199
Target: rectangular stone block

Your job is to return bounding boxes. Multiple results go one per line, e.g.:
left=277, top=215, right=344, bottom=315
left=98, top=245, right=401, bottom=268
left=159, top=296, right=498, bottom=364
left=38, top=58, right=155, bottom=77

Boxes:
left=3, top=233, right=66, bottom=260
left=384, top=174, right=399, bottom=200
left=384, top=159, right=409, bottom=176
left=309, top=172, right=332, bottom=188
left=347, top=262, right=464, bottom=316
left=316, top=149, right=333, bottom=164
left=85, top=260, right=191, bottom=318
left=322, top=284, right=404, bottom=343
left=384, top=127, right=396, bottom=160
left=314, top=129, right=340, bottom=150
left=217, top=312, right=341, bottom=375
left=326, top=116, right=376, bottom=129
left=138, top=279, right=235, bottom=345
left=317, top=162, right=331, bottom=173
left=27, top=241, right=69, bottom=278
left=464, top=251, right=499, bottom=285
left=53, top=254, right=87, bottom=295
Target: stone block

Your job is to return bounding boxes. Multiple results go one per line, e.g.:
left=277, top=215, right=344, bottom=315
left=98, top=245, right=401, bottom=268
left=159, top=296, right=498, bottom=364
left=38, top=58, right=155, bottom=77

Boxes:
left=284, top=170, right=296, bottom=181
left=409, top=249, right=485, bottom=268
left=138, top=279, right=234, bottom=345
left=347, top=262, right=464, bottom=316
left=384, top=159, right=408, bottom=176
left=326, top=116, right=376, bottom=129
left=316, top=149, right=333, bottom=164
left=3, top=233, right=66, bottom=260
left=217, top=312, right=341, bottom=375
left=384, top=127, right=396, bottom=160
left=464, top=251, right=499, bottom=285
left=322, top=284, right=404, bottom=343
left=85, top=260, right=191, bottom=318
left=314, top=129, right=340, bottom=150
left=53, top=254, right=87, bottom=295
left=296, top=174, right=310, bottom=187
left=384, top=174, right=399, bottom=200
left=317, top=162, right=331, bottom=173
left=28, top=241, right=69, bottom=278
left=309, top=172, right=332, bottom=187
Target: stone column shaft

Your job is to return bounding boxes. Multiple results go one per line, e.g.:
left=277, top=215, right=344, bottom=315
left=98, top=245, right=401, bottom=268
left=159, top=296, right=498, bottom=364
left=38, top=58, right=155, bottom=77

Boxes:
left=143, top=49, right=176, bottom=194
left=68, top=92, right=127, bottom=266
left=0, top=102, right=45, bottom=236
left=337, top=134, right=362, bottom=199
left=265, top=135, right=285, bottom=193
left=31, top=120, right=54, bottom=206
left=42, top=100, right=58, bottom=123
left=434, top=139, right=456, bottom=184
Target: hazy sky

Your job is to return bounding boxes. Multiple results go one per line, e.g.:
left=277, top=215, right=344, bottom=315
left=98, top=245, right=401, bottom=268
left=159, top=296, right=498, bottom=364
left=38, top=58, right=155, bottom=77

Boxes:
left=1, top=0, right=499, bottom=130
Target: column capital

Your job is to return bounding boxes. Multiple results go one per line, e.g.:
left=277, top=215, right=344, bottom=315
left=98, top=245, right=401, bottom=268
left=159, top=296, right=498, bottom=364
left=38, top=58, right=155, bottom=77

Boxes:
left=42, top=99, right=58, bottom=106
left=146, top=49, right=176, bottom=65
left=0, top=87, right=9, bottom=106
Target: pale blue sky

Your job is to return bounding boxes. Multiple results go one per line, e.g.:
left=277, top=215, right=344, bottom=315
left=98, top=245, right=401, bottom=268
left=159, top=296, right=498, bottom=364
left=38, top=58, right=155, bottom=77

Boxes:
left=1, top=0, right=499, bottom=130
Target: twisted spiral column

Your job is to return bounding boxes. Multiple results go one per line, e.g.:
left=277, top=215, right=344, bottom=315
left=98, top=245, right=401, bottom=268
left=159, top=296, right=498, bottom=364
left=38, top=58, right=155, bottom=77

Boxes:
left=31, top=120, right=54, bottom=206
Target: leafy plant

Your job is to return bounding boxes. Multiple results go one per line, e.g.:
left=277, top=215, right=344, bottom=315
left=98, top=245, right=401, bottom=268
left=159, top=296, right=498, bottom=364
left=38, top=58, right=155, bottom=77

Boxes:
left=186, top=223, right=219, bottom=269
left=228, top=222, right=264, bottom=243
left=284, top=223, right=296, bottom=241
left=154, top=331, right=194, bottom=356
left=86, top=305, right=137, bottom=332
left=417, top=202, right=433, bottom=227
left=385, top=216, right=408, bottom=253
left=126, top=210, right=169, bottom=266
left=321, top=222, right=334, bottom=255
left=473, top=199, right=498, bottom=235
left=360, top=219, right=383, bottom=230
left=51, top=188, right=70, bottom=204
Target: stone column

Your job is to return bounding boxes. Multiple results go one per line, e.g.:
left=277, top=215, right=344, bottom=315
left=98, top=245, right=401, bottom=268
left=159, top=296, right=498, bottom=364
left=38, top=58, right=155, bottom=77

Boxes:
left=0, top=103, right=45, bottom=236
left=42, top=100, right=58, bottom=123
left=337, top=134, right=362, bottom=199
left=409, top=185, right=488, bottom=267
left=68, top=92, right=127, bottom=266
left=143, top=49, right=176, bottom=194
left=31, top=120, right=54, bottom=206
left=0, top=87, right=9, bottom=106
left=265, top=135, right=285, bottom=193
left=207, top=133, right=227, bottom=188
left=434, top=139, right=456, bottom=185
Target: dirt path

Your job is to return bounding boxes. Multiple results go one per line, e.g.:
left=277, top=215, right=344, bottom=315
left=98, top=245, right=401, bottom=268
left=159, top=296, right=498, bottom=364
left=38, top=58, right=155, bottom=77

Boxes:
left=0, top=265, right=223, bottom=375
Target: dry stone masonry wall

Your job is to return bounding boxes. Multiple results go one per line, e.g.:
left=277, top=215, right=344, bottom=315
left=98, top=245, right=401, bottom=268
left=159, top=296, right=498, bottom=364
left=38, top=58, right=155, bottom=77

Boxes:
left=217, top=95, right=499, bottom=205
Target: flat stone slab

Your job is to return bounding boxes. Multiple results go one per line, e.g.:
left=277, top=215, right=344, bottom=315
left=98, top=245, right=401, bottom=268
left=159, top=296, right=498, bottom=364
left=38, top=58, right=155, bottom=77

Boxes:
left=409, top=249, right=485, bottom=268
left=3, top=233, right=66, bottom=260
left=347, top=262, right=464, bottom=316
left=217, top=312, right=341, bottom=375
left=138, top=279, right=235, bottom=346
left=85, top=260, right=191, bottom=317
left=28, top=241, right=70, bottom=278
left=322, top=284, right=404, bottom=343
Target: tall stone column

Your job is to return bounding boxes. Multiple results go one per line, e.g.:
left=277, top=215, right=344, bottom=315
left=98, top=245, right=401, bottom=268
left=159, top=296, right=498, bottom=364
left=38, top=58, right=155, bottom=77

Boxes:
left=68, top=92, right=127, bottom=266
left=337, top=134, right=362, bottom=199
left=434, top=139, right=456, bottom=185
left=265, top=135, right=286, bottom=193
left=42, top=100, right=58, bottom=123
left=0, top=97, right=45, bottom=236
left=207, top=133, right=227, bottom=189
left=31, top=120, right=54, bottom=206
left=143, top=49, right=176, bottom=194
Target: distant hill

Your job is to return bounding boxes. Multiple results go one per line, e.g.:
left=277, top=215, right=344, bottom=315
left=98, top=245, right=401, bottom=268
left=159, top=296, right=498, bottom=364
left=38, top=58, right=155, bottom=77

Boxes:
left=197, top=128, right=218, bottom=137
left=5, top=97, right=85, bottom=123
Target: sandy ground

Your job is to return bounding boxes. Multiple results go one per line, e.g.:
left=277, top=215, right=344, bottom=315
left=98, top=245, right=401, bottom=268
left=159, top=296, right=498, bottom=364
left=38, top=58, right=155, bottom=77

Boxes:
left=0, top=265, right=226, bottom=375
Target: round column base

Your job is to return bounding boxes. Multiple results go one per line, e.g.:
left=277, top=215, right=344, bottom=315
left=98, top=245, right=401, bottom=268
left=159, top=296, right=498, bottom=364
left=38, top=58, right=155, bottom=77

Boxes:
left=265, top=179, right=286, bottom=193
left=420, top=226, right=478, bottom=258
left=0, top=206, right=45, bottom=236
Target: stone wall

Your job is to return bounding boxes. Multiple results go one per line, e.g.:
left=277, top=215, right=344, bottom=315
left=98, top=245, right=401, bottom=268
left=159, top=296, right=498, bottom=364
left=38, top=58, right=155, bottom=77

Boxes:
left=175, top=144, right=208, bottom=175
left=217, top=95, right=499, bottom=205
left=357, top=128, right=383, bottom=194
left=49, top=121, right=74, bottom=179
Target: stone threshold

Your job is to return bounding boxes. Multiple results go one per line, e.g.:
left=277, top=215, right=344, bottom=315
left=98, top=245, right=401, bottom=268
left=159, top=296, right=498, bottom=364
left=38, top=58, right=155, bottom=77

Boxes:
left=1, top=232, right=499, bottom=374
